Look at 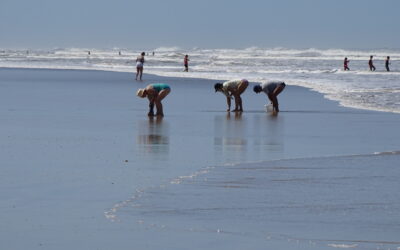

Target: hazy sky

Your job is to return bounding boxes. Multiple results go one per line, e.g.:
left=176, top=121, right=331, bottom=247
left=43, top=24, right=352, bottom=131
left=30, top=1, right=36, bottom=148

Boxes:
left=1, top=0, right=399, bottom=49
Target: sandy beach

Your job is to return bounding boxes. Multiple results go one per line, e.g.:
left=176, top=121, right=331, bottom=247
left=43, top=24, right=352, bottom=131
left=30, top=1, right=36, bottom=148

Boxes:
left=1, top=68, right=400, bottom=250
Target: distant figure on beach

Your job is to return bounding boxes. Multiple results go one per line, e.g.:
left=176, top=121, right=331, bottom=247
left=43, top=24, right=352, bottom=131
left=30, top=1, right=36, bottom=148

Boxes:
left=385, top=56, right=390, bottom=72
left=344, top=57, right=350, bottom=71
left=369, top=56, right=376, bottom=71
left=136, top=83, right=171, bottom=117
left=88, top=51, right=91, bottom=55
left=253, top=81, right=286, bottom=113
left=214, top=79, right=249, bottom=112
left=136, top=52, right=145, bottom=81
left=152, top=51, right=155, bottom=56
left=119, top=51, right=121, bottom=56
left=184, top=55, right=189, bottom=72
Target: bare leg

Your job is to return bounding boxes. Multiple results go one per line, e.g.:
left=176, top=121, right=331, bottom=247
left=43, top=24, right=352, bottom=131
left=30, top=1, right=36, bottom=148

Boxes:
left=269, top=85, right=285, bottom=112
left=135, top=67, right=140, bottom=80
left=233, top=80, right=248, bottom=111
left=155, top=88, right=171, bottom=116
left=148, top=103, right=155, bottom=116
left=139, top=68, right=143, bottom=80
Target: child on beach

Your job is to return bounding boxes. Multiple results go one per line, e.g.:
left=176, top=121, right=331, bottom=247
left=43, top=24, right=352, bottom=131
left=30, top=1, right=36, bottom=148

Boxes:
left=137, top=83, right=171, bottom=116
left=253, top=81, right=286, bottom=113
left=385, top=56, right=390, bottom=71
left=344, top=57, right=350, bottom=71
left=184, top=55, right=189, bottom=72
left=214, top=79, right=249, bottom=112
left=369, top=55, right=376, bottom=71
left=136, top=52, right=145, bottom=80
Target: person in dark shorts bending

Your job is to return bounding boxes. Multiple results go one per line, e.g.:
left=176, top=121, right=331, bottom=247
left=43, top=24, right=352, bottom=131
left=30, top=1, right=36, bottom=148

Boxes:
left=137, top=83, right=171, bottom=116
left=253, top=81, right=286, bottom=113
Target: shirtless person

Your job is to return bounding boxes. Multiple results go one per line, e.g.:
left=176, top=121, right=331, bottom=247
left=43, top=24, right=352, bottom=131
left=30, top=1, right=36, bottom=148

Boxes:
left=344, top=57, right=350, bottom=71
left=214, top=79, right=249, bottom=112
left=253, top=81, right=286, bottom=113
left=369, top=55, right=376, bottom=71
left=137, top=83, right=171, bottom=116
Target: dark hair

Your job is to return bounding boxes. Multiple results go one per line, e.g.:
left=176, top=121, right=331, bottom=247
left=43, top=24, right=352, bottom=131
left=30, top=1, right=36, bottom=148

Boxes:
left=141, top=52, right=145, bottom=56
left=214, top=83, right=223, bottom=92
left=253, top=85, right=262, bottom=93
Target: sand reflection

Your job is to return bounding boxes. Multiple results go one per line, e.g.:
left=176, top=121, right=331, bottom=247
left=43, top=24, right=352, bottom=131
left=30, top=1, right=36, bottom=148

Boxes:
left=252, top=114, right=283, bottom=152
left=136, top=116, right=169, bottom=155
left=214, top=112, right=247, bottom=151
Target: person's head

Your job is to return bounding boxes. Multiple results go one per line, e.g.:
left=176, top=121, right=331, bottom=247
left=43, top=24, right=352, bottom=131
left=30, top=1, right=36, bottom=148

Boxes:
left=345, top=57, right=347, bottom=60
left=387, top=56, right=390, bottom=59
left=185, top=55, right=188, bottom=58
left=370, top=55, right=373, bottom=59
left=141, top=52, right=145, bottom=56
left=136, top=88, right=147, bottom=98
left=214, top=83, right=223, bottom=92
left=253, top=85, right=262, bottom=93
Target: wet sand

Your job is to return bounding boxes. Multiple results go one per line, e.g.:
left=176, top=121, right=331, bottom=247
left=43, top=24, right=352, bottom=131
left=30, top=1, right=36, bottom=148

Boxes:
left=1, top=68, right=399, bottom=249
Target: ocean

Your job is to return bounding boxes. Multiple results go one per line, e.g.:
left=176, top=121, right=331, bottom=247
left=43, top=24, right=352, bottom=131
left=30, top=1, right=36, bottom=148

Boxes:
left=1, top=47, right=399, bottom=113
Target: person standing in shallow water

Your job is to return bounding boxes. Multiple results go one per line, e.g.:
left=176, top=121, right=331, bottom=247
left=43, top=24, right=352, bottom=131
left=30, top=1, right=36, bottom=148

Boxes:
left=369, top=55, right=376, bottom=71
left=385, top=56, right=391, bottom=72
left=253, top=81, right=286, bottom=113
left=344, top=57, right=350, bottom=71
left=184, top=55, right=189, bottom=72
left=136, top=52, right=145, bottom=81
left=214, top=79, right=249, bottom=112
left=136, top=83, right=171, bottom=116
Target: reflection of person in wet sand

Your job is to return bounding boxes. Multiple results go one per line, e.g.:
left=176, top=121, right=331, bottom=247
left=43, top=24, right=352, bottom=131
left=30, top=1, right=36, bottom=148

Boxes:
left=253, top=81, right=286, bottom=113
left=137, top=83, right=171, bottom=116
left=214, top=79, right=249, bottom=112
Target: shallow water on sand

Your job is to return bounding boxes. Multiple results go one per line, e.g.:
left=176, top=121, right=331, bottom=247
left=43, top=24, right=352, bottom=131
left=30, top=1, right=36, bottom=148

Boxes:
left=111, top=153, right=400, bottom=250
left=2, top=68, right=400, bottom=250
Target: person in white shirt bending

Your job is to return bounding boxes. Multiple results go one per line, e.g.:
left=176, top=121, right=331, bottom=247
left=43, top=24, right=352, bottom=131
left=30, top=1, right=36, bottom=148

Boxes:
left=214, top=79, right=249, bottom=112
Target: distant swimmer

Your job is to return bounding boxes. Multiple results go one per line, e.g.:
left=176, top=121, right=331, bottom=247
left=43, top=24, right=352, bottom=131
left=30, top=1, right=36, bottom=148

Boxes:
left=184, top=55, right=189, bottom=72
left=136, top=83, right=171, bottom=116
left=136, top=52, right=145, bottom=81
left=119, top=51, right=121, bottom=56
left=369, top=55, right=376, bottom=71
left=344, top=57, right=350, bottom=71
left=88, top=51, right=91, bottom=55
left=385, top=56, right=390, bottom=72
left=253, top=81, right=286, bottom=113
left=214, top=79, right=249, bottom=112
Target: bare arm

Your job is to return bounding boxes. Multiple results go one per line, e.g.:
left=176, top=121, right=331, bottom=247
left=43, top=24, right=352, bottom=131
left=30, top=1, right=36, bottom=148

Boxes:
left=226, top=96, right=231, bottom=111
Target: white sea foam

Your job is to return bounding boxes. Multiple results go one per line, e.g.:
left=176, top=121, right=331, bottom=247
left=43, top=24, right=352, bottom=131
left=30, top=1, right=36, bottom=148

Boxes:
left=1, top=47, right=399, bottom=113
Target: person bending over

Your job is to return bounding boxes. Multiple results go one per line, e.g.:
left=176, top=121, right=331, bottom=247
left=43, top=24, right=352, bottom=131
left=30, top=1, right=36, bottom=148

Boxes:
left=137, top=83, right=171, bottom=116
left=253, top=81, right=286, bottom=113
left=214, top=79, right=249, bottom=112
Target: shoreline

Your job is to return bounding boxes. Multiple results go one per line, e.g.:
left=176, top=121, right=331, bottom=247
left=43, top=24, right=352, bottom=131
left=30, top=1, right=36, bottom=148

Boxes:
left=1, top=66, right=399, bottom=115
